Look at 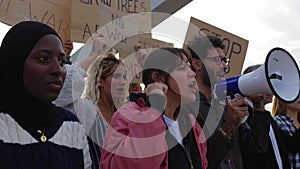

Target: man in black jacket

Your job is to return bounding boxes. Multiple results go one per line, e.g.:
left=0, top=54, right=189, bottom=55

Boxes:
left=185, top=35, right=271, bottom=169
left=241, top=64, right=291, bottom=169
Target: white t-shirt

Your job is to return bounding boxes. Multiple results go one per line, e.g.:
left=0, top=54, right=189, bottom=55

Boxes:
left=163, top=115, right=184, bottom=145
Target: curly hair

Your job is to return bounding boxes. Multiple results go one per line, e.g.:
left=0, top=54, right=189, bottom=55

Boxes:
left=83, top=52, right=124, bottom=104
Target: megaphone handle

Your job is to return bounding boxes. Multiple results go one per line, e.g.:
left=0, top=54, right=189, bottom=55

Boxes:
left=240, top=115, right=249, bottom=124
left=244, top=97, right=253, bottom=109
left=240, top=97, right=252, bottom=124
left=225, top=91, right=236, bottom=102
left=227, top=94, right=252, bottom=124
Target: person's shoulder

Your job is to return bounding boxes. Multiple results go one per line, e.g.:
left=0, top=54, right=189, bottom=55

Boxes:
left=274, top=114, right=289, bottom=121
left=0, top=111, right=14, bottom=123
left=273, top=114, right=292, bottom=128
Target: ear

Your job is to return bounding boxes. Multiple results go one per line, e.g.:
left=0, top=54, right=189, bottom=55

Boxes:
left=151, top=71, right=166, bottom=83
left=191, top=58, right=202, bottom=72
left=97, top=78, right=104, bottom=88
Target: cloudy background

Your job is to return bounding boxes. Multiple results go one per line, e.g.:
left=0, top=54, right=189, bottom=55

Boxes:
left=1, top=0, right=299, bottom=68
left=1, top=0, right=299, bottom=111
left=155, top=0, right=300, bottom=67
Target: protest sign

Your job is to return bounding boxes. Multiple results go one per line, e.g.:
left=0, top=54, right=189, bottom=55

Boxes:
left=71, top=0, right=151, bottom=43
left=184, top=17, right=249, bottom=77
left=121, top=33, right=173, bottom=84
left=0, top=0, right=71, bottom=42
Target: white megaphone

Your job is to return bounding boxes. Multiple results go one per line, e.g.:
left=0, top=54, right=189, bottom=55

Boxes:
left=215, top=47, right=300, bottom=110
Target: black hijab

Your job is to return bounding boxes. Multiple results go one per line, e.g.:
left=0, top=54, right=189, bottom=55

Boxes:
left=0, top=21, right=63, bottom=129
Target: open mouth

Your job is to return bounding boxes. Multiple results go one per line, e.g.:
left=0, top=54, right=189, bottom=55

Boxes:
left=218, top=73, right=225, bottom=78
left=54, top=79, right=62, bottom=85
left=188, top=81, right=197, bottom=92
left=48, top=78, right=63, bottom=91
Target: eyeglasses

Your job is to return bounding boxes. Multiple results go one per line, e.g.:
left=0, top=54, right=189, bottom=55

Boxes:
left=205, top=56, right=230, bottom=65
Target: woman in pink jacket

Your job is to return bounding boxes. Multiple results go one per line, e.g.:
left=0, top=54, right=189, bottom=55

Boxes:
left=100, top=47, right=208, bottom=169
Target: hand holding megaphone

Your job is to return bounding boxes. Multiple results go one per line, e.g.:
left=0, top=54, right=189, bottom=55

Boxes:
left=218, top=96, right=249, bottom=137
left=227, top=96, right=249, bottom=125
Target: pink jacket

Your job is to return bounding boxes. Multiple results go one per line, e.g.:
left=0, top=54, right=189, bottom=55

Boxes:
left=100, top=99, right=208, bottom=169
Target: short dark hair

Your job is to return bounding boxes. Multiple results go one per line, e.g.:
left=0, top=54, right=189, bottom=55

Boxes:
left=142, top=47, right=190, bottom=87
left=243, top=64, right=261, bottom=74
left=187, top=35, right=225, bottom=59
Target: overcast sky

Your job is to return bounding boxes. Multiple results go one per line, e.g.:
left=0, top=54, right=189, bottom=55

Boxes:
left=154, top=0, right=300, bottom=69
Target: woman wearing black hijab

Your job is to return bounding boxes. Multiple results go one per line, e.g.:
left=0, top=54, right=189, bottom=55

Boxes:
left=0, top=21, right=92, bottom=169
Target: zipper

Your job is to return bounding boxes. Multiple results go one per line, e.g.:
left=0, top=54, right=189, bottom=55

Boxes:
left=183, top=145, right=194, bottom=169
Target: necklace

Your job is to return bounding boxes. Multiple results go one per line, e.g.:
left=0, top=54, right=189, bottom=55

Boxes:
left=37, top=129, right=47, bottom=142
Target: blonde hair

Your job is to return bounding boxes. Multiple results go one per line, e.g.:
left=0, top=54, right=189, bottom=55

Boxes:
left=83, top=52, right=124, bottom=104
left=271, top=97, right=287, bottom=117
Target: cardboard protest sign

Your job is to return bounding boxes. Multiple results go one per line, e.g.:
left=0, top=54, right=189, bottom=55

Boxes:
left=0, top=0, right=71, bottom=42
left=138, top=33, right=173, bottom=50
left=95, top=5, right=152, bottom=58
left=120, top=33, right=173, bottom=84
left=70, top=4, right=153, bottom=76
left=70, top=32, right=172, bottom=84
left=71, top=0, right=151, bottom=43
left=76, top=0, right=150, bottom=13
left=184, top=17, right=249, bottom=78
left=112, top=32, right=172, bottom=59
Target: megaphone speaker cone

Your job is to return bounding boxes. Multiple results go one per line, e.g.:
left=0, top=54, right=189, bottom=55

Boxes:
left=265, top=47, right=300, bottom=103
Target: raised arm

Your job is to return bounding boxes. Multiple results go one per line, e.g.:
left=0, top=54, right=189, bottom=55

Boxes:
left=79, top=33, right=106, bottom=71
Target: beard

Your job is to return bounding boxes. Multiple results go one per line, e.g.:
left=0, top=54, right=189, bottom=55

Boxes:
left=201, top=64, right=218, bottom=88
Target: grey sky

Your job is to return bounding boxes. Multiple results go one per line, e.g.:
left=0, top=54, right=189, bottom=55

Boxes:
left=155, top=0, right=300, bottom=69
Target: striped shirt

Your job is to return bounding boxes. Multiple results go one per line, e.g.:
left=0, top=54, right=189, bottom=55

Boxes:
left=274, top=114, right=300, bottom=169
left=0, top=111, right=92, bottom=169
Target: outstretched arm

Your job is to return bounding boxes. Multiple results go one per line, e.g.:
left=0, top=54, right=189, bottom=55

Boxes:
left=79, top=33, right=106, bottom=71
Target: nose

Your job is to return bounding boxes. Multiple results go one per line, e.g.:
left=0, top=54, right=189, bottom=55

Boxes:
left=221, top=60, right=228, bottom=69
left=220, top=60, right=228, bottom=73
left=120, top=75, right=126, bottom=86
left=188, top=67, right=196, bottom=78
left=50, top=59, right=65, bottom=76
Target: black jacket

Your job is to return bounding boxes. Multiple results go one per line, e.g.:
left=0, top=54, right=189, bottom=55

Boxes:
left=242, top=111, right=291, bottom=169
left=183, top=92, right=271, bottom=169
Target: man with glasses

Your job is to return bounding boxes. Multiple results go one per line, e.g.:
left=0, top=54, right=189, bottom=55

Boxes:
left=184, top=35, right=270, bottom=169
